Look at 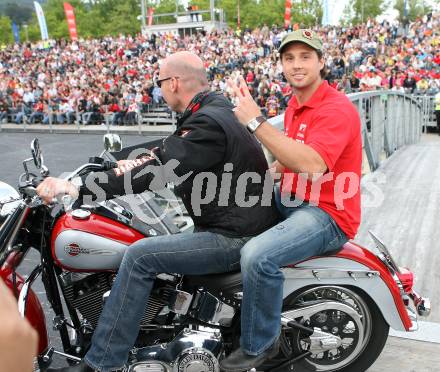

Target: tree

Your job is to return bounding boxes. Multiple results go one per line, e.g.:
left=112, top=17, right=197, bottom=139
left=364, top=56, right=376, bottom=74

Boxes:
left=148, top=0, right=186, bottom=25
left=294, top=0, right=324, bottom=27
left=394, top=0, right=433, bottom=22
left=343, top=0, right=386, bottom=25
left=341, top=3, right=354, bottom=26
left=189, top=0, right=323, bottom=30
left=0, top=15, right=14, bottom=45
left=2, top=2, right=33, bottom=24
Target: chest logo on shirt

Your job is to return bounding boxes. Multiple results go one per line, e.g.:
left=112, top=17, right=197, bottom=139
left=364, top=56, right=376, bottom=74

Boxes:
left=296, top=123, right=307, bottom=143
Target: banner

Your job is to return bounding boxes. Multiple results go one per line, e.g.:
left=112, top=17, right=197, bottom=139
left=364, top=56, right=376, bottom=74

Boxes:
left=12, top=22, right=20, bottom=43
left=147, top=8, right=154, bottom=26
left=237, top=0, right=241, bottom=30
left=284, top=0, right=292, bottom=29
left=34, top=1, right=49, bottom=40
left=64, top=2, right=78, bottom=41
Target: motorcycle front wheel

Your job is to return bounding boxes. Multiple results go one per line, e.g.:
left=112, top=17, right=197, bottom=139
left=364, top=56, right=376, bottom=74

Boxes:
left=278, top=285, right=389, bottom=372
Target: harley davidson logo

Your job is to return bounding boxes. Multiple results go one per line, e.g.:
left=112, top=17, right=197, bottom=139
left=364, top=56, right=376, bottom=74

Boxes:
left=178, top=352, right=215, bottom=372
left=64, top=243, right=89, bottom=257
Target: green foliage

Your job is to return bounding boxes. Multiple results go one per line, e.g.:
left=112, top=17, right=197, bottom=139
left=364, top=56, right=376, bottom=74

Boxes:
left=150, top=0, right=186, bottom=24
left=1, top=1, right=33, bottom=24
left=1, top=0, right=326, bottom=43
left=343, top=0, right=386, bottom=25
left=190, top=0, right=323, bottom=29
left=394, top=0, right=433, bottom=22
left=0, top=15, right=14, bottom=45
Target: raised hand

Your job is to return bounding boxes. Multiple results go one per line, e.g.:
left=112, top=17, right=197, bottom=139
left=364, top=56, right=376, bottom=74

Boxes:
left=227, top=75, right=263, bottom=126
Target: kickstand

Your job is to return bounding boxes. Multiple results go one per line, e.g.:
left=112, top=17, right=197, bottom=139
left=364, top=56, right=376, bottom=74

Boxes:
left=267, top=351, right=312, bottom=372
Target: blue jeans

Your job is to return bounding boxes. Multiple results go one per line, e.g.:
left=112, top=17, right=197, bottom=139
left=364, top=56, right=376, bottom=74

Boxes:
left=85, top=231, right=249, bottom=371
left=239, top=192, right=348, bottom=355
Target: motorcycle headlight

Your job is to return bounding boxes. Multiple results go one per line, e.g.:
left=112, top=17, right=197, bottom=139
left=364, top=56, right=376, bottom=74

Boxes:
left=0, top=181, right=21, bottom=229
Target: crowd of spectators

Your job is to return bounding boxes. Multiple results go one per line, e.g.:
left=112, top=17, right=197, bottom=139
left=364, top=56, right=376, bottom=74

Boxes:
left=0, top=13, right=438, bottom=125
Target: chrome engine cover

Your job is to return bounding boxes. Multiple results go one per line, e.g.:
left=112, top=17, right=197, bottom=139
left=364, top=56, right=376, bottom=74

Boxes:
left=129, top=329, right=222, bottom=372
left=173, top=347, right=219, bottom=372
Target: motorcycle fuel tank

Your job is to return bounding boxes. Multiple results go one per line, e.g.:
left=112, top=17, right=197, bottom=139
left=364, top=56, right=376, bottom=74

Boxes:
left=52, top=210, right=145, bottom=272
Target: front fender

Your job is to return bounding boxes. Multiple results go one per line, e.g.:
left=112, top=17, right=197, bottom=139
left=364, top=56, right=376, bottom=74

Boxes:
left=1, top=266, right=49, bottom=354
left=281, top=242, right=413, bottom=332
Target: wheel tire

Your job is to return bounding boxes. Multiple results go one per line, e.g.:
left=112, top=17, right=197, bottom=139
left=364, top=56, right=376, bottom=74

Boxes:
left=278, top=286, right=389, bottom=372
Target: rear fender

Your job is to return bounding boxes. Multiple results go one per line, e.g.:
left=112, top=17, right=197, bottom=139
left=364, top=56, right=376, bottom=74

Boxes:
left=281, top=242, right=413, bottom=332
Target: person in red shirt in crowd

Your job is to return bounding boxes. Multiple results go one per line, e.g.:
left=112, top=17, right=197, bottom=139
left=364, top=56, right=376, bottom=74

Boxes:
left=221, top=29, right=362, bottom=372
left=29, top=98, right=45, bottom=124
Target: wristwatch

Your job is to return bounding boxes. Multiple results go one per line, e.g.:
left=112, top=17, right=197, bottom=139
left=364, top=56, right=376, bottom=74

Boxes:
left=246, top=116, right=266, bottom=133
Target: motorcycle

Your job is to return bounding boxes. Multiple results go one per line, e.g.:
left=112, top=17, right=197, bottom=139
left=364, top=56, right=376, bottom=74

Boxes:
left=0, top=136, right=431, bottom=372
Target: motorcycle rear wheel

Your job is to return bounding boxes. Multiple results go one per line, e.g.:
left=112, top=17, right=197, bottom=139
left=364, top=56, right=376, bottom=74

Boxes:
left=277, top=285, right=389, bottom=372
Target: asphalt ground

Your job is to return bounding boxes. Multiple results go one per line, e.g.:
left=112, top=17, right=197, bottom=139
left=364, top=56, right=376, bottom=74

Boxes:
left=1, top=132, right=439, bottom=371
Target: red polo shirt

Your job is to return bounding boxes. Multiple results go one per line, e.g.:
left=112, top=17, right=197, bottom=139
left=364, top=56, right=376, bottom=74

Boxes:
left=280, top=81, right=362, bottom=239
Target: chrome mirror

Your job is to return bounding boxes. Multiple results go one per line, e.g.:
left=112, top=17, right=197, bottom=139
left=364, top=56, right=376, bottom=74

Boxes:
left=31, top=138, right=43, bottom=168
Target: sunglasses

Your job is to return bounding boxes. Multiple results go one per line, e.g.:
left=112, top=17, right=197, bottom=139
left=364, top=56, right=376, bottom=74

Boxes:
left=156, top=76, right=179, bottom=88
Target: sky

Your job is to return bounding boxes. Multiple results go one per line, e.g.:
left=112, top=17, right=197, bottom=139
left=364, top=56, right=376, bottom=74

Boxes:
left=328, top=0, right=439, bottom=25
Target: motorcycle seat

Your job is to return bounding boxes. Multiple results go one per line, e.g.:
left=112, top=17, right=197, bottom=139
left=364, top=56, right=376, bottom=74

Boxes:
left=183, top=247, right=343, bottom=299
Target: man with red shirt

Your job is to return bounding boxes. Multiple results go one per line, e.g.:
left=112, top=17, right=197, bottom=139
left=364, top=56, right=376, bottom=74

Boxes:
left=221, top=29, right=362, bottom=372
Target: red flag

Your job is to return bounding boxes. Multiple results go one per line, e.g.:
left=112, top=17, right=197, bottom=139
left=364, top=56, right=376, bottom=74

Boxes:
left=147, top=8, right=154, bottom=26
left=284, top=0, right=292, bottom=29
left=63, top=2, right=78, bottom=41
left=237, top=0, right=241, bottom=30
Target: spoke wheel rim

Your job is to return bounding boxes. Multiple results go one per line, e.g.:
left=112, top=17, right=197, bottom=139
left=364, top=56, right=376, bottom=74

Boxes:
left=281, top=286, right=373, bottom=371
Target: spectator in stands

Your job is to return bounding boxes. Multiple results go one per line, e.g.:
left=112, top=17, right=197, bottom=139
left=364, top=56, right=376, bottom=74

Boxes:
left=0, top=13, right=438, bottom=123
left=0, top=98, right=9, bottom=123
left=435, top=90, right=440, bottom=135
left=29, top=98, right=45, bottom=124
left=349, top=73, right=360, bottom=92
left=265, top=92, right=279, bottom=118
left=152, top=84, right=163, bottom=107
left=403, top=73, right=417, bottom=93
left=124, top=100, right=138, bottom=126
left=14, top=99, right=30, bottom=124
left=59, top=99, right=76, bottom=124
left=108, top=97, right=122, bottom=125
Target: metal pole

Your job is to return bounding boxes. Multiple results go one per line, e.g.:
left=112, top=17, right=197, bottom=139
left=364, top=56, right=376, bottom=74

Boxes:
left=24, top=24, right=29, bottom=42
left=141, top=0, right=146, bottom=29
left=210, top=0, right=215, bottom=22
left=361, top=0, right=364, bottom=24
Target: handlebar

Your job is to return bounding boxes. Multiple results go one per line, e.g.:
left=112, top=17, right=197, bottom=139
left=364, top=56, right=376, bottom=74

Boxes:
left=64, top=160, right=117, bottom=181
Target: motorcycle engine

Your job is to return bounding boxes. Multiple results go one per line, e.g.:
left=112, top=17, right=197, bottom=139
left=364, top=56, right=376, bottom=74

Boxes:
left=128, top=329, right=222, bottom=372
left=60, top=272, right=176, bottom=329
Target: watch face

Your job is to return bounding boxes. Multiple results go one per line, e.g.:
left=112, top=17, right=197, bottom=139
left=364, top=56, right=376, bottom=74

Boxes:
left=247, top=119, right=259, bottom=132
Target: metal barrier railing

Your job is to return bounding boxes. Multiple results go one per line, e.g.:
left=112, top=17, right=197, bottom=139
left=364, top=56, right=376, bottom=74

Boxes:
left=267, top=91, right=424, bottom=173
left=0, top=92, right=426, bottom=172
left=412, top=95, right=436, bottom=130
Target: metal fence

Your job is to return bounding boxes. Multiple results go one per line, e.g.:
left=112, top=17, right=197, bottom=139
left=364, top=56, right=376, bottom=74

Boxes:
left=412, top=95, right=437, bottom=129
left=1, top=91, right=427, bottom=173
left=267, top=91, right=424, bottom=173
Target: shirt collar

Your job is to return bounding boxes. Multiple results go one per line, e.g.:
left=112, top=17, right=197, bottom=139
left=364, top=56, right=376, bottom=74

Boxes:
left=288, top=80, right=330, bottom=111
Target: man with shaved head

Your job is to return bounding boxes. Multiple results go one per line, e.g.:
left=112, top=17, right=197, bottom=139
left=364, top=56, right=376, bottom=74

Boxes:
left=45, top=52, right=279, bottom=372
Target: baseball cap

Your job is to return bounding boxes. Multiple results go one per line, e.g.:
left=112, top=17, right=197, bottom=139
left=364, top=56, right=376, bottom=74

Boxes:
left=278, top=29, right=323, bottom=54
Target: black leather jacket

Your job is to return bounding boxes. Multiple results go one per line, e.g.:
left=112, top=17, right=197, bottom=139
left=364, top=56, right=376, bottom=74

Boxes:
left=80, top=92, right=279, bottom=237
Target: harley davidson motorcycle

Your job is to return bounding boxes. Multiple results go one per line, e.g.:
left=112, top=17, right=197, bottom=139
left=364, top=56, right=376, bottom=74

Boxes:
left=0, top=136, right=431, bottom=372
